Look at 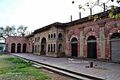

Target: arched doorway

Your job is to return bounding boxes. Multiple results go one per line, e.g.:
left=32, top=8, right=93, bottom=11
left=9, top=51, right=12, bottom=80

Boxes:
left=110, top=33, right=120, bottom=61
left=22, top=43, right=27, bottom=53
left=11, top=43, right=16, bottom=53
left=58, top=33, right=63, bottom=40
left=58, top=44, right=62, bottom=52
left=71, top=37, right=78, bottom=57
left=17, top=43, right=21, bottom=53
left=41, top=37, right=46, bottom=55
left=87, top=36, right=97, bottom=59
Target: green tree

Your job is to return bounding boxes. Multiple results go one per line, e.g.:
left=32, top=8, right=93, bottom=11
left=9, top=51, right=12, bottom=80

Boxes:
left=0, top=26, right=16, bottom=38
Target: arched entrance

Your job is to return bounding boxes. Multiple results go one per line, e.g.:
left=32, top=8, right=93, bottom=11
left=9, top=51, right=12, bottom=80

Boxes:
left=11, top=43, right=16, bottom=53
left=71, top=37, right=78, bottom=57
left=17, top=43, right=21, bottom=53
left=58, top=33, right=63, bottom=40
left=110, top=33, right=120, bottom=61
left=87, top=36, right=97, bottom=59
left=58, top=44, right=62, bottom=52
left=41, top=37, right=46, bottom=55
left=22, top=43, right=27, bottom=53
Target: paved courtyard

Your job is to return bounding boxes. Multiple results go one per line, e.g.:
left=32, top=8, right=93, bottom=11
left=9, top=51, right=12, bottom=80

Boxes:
left=12, top=53, right=120, bottom=80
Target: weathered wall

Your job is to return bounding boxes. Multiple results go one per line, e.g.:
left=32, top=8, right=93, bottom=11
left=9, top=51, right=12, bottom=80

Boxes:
left=65, top=18, right=120, bottom=60
left=6, top=36, right=32, bottom=53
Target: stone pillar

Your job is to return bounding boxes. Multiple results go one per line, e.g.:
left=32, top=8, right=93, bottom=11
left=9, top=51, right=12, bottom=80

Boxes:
left=15, top=43, right=17, bottom=53
left=98, top=22, right=106, bottom=59
left=105, top=37, right=111, bottom=60
left=99, top=27, right=105, bottom=59
left=55, top=43, right=57, bottom=54
left=97, top=38, right=101, bottom=59
left=67, top=40, right=71, bottom=57
left=79, top=31, right=84, bottom=57
left=83, top=40, right=87, bottom=58
left=78, top=41, right=80, bottom=57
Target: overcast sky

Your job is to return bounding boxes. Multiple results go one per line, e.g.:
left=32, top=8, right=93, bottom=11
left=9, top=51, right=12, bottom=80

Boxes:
left=0, top=0, right=119, bottom=32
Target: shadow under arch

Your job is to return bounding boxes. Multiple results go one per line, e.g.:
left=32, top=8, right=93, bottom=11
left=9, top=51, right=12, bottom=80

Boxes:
left=87, top=36, right=97, bottom=59
left=17, top=43, right=21, bottom=53
left=11, top=43, right=16, bottom=53
left=41, top=37, right=46, bottom=55
left=71, top=37, right=78, bottom=57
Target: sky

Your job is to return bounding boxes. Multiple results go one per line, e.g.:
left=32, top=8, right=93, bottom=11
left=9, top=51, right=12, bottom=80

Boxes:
left=0, top=0, right=119, bottom=33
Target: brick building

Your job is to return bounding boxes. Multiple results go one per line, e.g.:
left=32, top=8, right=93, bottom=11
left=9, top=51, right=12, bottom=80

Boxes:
left=6, top=7, right=120, bottom=62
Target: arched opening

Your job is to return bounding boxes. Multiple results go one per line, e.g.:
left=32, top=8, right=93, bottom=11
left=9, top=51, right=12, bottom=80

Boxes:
left=58, top=44, right=62, bottom=52
left=22, top=43, right=27, bottom=53
left=71, top=37, right=78, bottom=57
left=48, top=44, right=50, bottom=52
left=87, top=36, right=97, bottom=59
left=51, top=34, right=53, bottom=39
left=41, top=37, right=46, bottom=55
left=110, top=33, right=120, bottom=61
left=17, top=43, right=21, bottom=53
left=32, top=45, right=34, bottom=53
left=11, top=43, right=16, bottom=53
left=48, top=34, right=50, bottom=39
left=58, top=33, right=63, bottom=40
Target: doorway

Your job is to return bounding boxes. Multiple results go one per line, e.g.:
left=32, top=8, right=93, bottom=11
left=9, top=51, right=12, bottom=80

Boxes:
left=71, top=37, right=78, bottom=57
left=110, top=33, right=120, bottom=61
left=87, top=36, right=97, bottom=59
left=17, top=43, right=21, bottom=53
left=41, top=37, right=46, bottom=55
left=11, top=43, right=16, bottom=53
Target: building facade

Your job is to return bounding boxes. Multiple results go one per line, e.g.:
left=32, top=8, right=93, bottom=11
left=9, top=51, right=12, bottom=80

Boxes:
left=6, top=7, right=120, bottom=62
left=6, top=36, right=33, bottom=53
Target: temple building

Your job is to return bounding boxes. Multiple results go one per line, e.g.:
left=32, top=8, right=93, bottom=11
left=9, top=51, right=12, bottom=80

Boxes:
left=6, top=7, right=120, bottom=62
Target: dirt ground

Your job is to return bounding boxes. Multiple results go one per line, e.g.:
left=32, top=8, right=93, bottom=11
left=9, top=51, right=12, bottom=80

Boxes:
left=41, top=69, right=77, bottom=80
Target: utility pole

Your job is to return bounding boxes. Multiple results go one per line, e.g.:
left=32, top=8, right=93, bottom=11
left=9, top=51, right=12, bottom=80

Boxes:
left=79, top=12, right=81, bottom=19
left=103, top=3, right=106, bottom=12
left=70, top=15, right=73, bottom=22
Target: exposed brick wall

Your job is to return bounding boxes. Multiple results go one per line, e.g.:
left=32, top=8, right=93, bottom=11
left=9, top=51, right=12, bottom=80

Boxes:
left=5, top=18, right=120, bottom=61
left=66, top=18, right=120, bottom=60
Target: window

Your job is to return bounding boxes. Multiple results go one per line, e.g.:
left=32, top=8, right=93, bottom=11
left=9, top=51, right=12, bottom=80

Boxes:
left=58, top=44, right=62, bottom=52
left=48, top=34, right=50, bottom=39
left=58, top=33, right=63, bottom=40
left=48, top=44, right=50, bottom=52
left=54, top=44, right=55, bottom=52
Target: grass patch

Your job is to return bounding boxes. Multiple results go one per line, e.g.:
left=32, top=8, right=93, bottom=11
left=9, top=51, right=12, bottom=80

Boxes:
left=0, top=55, right=50, bottom=80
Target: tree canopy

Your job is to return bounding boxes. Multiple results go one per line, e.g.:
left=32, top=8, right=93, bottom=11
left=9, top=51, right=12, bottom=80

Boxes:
left=72, top=0, right=120, bottom=19
left=0, top=25, right=28, bottom=38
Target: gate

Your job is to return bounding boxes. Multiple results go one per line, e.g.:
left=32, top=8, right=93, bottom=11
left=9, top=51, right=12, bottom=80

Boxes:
left=111, top=33, right=120, bottom=62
